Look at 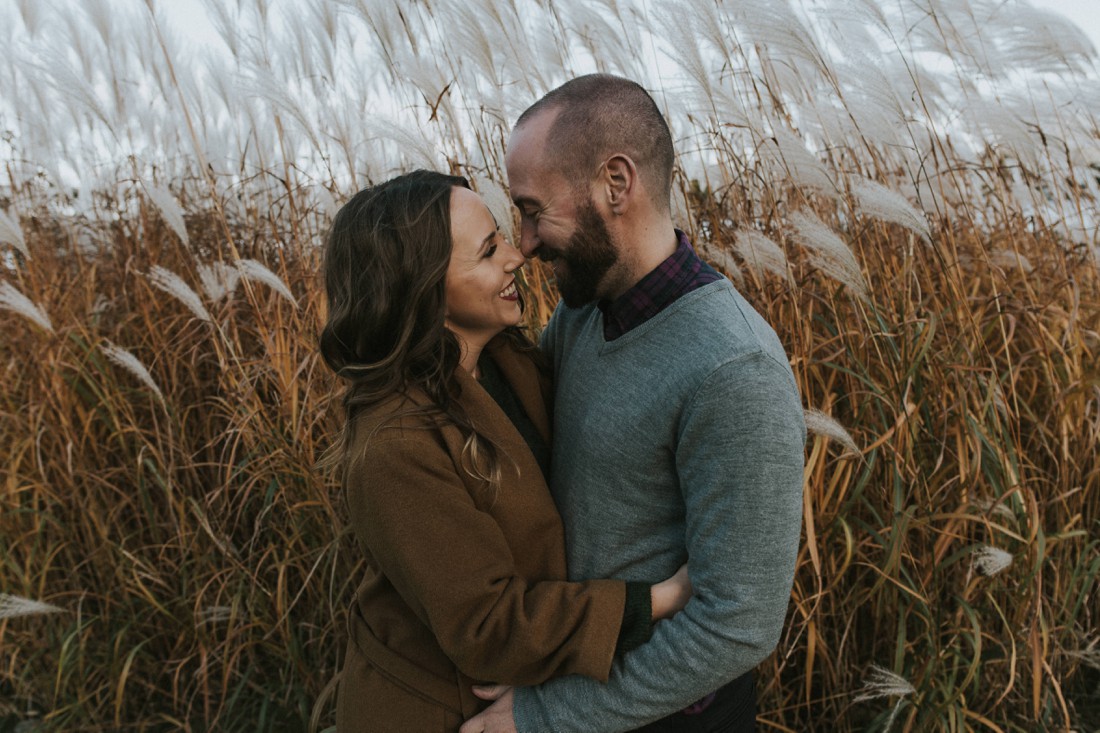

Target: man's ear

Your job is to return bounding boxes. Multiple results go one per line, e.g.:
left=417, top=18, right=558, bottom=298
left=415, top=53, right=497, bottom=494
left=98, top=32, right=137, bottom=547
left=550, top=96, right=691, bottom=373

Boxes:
left=599, top=154, right=637, bottom=215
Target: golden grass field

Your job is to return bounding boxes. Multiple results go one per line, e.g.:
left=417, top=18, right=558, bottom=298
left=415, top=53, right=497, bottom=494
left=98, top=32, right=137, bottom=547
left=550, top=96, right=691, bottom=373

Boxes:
left=1, top=0, right=1098, bottom=730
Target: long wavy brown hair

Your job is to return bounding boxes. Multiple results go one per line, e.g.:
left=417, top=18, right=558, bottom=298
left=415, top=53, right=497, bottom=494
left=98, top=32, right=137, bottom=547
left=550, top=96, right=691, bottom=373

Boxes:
left=317, top=170, right=523, bottom=490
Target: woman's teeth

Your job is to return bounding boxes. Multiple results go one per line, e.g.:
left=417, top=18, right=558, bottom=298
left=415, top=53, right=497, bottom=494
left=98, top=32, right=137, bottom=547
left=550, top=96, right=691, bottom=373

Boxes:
left=499, top=283, right=517, bottom=298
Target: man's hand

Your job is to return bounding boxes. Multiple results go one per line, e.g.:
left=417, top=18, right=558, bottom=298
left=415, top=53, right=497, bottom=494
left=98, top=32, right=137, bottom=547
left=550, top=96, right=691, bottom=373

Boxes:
left=459, top=685, right=516, bottom=733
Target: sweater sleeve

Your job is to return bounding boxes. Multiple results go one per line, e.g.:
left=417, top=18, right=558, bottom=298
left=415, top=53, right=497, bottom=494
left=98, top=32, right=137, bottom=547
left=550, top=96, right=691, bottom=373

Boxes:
left=346, top=429, right=628, bottom=687
left=513, top=352, right=806, bottom=732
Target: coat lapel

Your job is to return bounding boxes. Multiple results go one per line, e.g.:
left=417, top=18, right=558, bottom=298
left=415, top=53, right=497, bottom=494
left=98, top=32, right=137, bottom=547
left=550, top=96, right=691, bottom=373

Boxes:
left=484, top=335, right=552, bottom=447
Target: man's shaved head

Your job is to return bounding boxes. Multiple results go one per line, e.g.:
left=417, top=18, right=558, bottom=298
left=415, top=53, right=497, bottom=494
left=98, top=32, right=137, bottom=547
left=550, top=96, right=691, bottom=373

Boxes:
left=514, top=74, right=675, bottom=211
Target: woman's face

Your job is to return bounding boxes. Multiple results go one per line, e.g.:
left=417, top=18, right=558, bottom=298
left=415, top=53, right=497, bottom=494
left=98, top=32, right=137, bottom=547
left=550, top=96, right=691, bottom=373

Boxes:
left=444, top=186, right=526, bottom=348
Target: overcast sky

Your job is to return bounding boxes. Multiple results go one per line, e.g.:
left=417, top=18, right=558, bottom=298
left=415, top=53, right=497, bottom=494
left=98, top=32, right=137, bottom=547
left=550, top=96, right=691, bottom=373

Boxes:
left=158, top=0, right=1100, bottom=66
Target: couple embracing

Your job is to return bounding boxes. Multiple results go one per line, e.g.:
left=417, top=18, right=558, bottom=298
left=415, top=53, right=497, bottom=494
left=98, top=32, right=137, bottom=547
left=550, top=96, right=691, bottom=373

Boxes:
left=319, top=75, right=806, bottom=733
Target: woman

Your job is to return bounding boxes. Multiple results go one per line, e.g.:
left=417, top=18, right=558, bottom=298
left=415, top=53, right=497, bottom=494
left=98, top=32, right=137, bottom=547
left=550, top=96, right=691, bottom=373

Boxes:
left=319, top=170, right=690, bottom=732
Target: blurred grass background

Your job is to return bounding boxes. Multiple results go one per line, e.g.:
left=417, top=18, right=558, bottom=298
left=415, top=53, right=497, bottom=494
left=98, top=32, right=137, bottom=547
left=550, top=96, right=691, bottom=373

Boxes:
left=1, top=0, right=1098, bottom=730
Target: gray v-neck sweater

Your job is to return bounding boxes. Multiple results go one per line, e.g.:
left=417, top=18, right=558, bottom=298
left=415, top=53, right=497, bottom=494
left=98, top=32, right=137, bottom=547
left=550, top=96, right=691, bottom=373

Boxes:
left=514, top=279, right=806, bottom=732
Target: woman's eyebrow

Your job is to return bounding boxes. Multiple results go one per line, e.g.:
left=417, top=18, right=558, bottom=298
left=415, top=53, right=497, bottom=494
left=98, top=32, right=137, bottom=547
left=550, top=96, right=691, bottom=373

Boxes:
left=478, top=230, right=496, bottom=252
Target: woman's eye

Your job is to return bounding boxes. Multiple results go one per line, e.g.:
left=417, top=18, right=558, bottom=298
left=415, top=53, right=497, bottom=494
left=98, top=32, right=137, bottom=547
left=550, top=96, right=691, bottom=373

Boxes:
left=485, top=244, right=498, bottom=258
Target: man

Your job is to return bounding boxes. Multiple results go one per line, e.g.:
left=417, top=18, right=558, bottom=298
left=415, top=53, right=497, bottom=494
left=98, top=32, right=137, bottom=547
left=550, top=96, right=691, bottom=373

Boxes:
left=461, top=75, right=805, bottom=733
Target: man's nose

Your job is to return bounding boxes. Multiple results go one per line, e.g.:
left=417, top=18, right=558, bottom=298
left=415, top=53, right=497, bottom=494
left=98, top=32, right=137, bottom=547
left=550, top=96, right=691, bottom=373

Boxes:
left=518, top=219, right=539, bottom=258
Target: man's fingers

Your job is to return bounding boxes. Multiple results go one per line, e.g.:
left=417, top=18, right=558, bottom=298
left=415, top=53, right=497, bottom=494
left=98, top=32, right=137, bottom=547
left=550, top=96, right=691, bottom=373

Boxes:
left=471, top=684, right=510, bottom=700
left=458, top=718, right=484, bottom=733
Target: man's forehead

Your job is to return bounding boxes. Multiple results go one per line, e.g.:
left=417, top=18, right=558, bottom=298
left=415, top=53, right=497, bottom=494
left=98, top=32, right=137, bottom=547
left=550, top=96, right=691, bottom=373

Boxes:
left=508, top=107, right=560, bottom=157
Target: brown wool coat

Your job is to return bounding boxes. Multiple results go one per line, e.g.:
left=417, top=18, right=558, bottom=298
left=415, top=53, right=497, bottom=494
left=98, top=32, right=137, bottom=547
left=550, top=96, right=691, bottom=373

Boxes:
left=335, top=336, right=627, bottom=732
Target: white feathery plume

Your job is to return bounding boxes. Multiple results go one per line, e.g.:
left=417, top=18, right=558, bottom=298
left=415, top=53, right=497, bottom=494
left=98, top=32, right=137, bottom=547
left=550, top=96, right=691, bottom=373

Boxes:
left=143, top=184, right=190, bottom=247
left=0, top=281, right=53, bottom=333
left=702, top=248, right=744, bottom=286
left=854, top=664, right=915, bottom=702
left=815, top=4, right=883, bottom=55
left=102, top=341, right=164, bottom=402
left=197, top=262, right=241, bottom=303
left=91, top=295, right=112, bottom=320
left=998, top=4, right=1096, bottom=75
left=989, top=249, right=1033, bottom=274
left=966, top=99, right=1040, bottom=169
left=764, top=127, right=839, bottom=198
left=803, top=408, right=860, bottom=457
left=238, top=68, right=323, bottom=155
left=0, top=209, right=28, bottom=259
left=659, top=3, right=715, bottom=103
left=851, top=178, right=932, bottom=244
left=729, top=0, right=832, bottom=81
left=734, top=230, right=790, bottom=280
left=789, top=211, right=869, bottom=301
left=147, top=266, right=211, bottom=322
left=472, top=177, right=514, bottom=238
left=854, top=664, right=915, bottom=733
left=434, top=1, right=497, bottom=85
left=973, top=545, right=1013, bottom=576
left=26, top=51, right=113, bottom=130
left=400, top=54, right=454, bottom=120
left=0, top=593, right=64, bottom=619
left=81, top=0, right=116, bottom=49
left=197, top=605, right=234, bottom=626
left=201, top=0, right=241, bottom=57
left=363, top=113, right=445, bottom=171
left=973, top=497, right=1016, bottom=521
left=305, top=0, right=340, bottom=83
left=314, top=185, right=338, bottom=221
left=670, top=188, right=693, bottom=234
left=235, top=259, right=298, bottom=307
left=14, top=0, right=44, bottom=36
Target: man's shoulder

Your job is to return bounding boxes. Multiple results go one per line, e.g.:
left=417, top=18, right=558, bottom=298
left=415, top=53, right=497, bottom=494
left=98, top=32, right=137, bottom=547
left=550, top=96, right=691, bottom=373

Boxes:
left=651, top=279, right=786, bottom=360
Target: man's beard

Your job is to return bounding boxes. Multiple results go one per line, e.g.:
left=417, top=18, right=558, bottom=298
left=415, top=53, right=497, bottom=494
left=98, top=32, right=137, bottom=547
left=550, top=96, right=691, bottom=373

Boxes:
left=549, top=199, right=619, bottom=307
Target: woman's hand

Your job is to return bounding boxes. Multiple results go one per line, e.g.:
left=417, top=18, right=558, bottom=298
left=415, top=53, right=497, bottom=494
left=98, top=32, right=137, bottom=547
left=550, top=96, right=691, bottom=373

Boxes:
left=650, top=563, right=692, bottom=620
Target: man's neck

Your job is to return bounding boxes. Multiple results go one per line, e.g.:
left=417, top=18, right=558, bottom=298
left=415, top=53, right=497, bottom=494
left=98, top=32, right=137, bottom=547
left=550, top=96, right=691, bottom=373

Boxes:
left=605, top=220, right=679, bottom=300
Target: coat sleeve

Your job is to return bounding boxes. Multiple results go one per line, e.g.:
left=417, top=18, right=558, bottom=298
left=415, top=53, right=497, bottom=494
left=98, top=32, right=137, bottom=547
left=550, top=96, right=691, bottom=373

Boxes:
left=346, top=428, right=627, bottom=686
left=513, top=352, right=806, bottom=732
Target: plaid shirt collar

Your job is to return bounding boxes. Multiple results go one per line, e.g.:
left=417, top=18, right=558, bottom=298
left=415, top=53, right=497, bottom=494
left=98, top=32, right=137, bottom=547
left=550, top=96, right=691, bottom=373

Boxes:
left=597, top=229, right=720, bottom=341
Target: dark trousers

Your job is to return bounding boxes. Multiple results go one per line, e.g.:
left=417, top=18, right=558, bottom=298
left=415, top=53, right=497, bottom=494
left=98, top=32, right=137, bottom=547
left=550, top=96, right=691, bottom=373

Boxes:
left=629, top=671, right=755, bottom=733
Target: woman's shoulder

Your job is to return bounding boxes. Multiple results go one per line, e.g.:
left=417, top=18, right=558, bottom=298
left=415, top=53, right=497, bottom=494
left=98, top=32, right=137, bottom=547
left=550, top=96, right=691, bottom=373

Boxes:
left=348, top=388, right=450, bottom=450
left=486, top=328, right=548, bottom=377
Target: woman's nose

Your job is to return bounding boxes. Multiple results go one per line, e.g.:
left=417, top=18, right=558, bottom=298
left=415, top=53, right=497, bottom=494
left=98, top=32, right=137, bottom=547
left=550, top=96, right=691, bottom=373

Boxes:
left=504, top=245, right=525, bottom=272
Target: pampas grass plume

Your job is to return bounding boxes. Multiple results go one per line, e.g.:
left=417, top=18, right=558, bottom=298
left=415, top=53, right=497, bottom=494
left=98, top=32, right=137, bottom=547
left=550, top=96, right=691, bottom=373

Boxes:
left=851, top=178, right=932, bottom=244
left=974, top=545, right=1013, bottom=576
left=789, top=211, right=869, bottom=301
left=803, top=407, right=860, bottom=457
left=990, top=249, right=1033, bottom=273
left=0, top=280, right=53, bottom=333
left=855, top=664, right=915, bottom=733
left=198, top=261, right=242, bottom=302
left=0, top=593, right=64, bottom=619
left=102, top=340, right=164, bottom=402
left=734, top=230, right=790, bottom=280
left=236, top=259, right=297, bottom=307
left=144, top=184, right=190, bottom=247
left=472, top=177, right=513, bottom=239
left=854, top=663, right=915, bottom=702
left=0, top=209, right=28, bottom=259
left=147, top=266, right=211, bottom=322
left=703, top=247, right=744, bottom=285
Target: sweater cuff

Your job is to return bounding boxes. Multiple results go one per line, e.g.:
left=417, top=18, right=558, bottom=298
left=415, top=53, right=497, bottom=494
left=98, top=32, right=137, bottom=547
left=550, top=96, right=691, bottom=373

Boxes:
left=615, top=581, right=653, bottom=654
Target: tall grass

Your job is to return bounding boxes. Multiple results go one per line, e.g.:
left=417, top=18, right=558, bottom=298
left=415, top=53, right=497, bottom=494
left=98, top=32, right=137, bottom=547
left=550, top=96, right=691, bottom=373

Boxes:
left=1, top=0, right=1097, bottom=730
